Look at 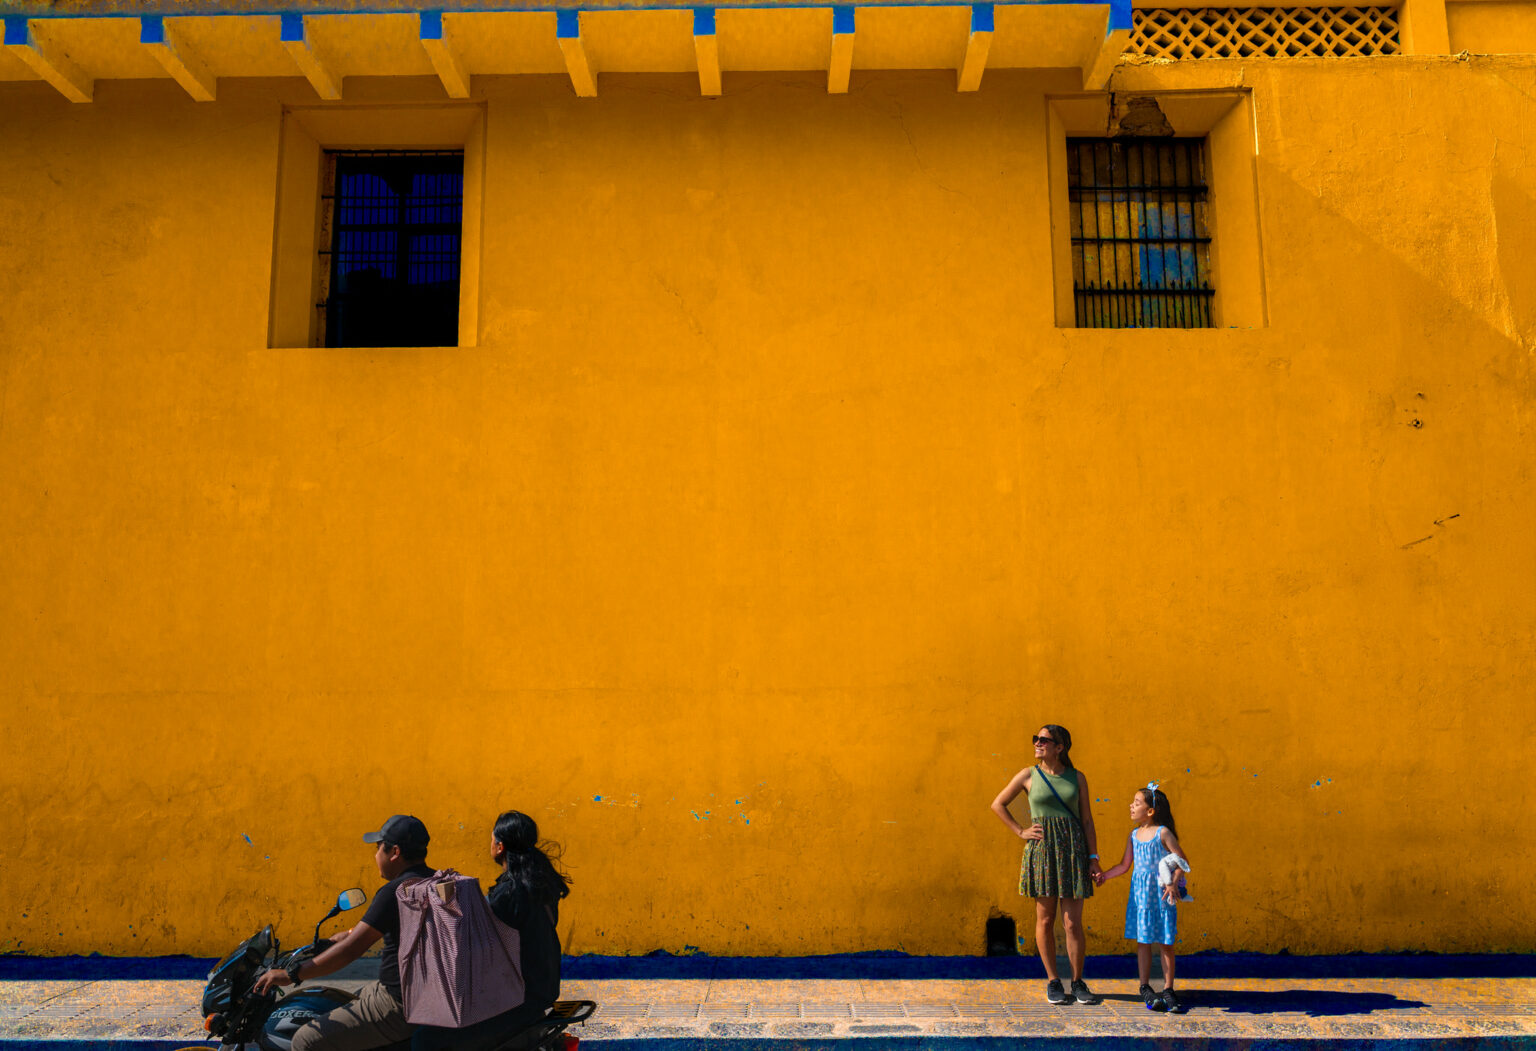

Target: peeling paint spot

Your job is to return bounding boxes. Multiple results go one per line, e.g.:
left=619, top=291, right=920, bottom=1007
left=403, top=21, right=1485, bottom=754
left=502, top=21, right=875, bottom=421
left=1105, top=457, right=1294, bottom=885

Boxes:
left=242, top=834, right=254, bottom=846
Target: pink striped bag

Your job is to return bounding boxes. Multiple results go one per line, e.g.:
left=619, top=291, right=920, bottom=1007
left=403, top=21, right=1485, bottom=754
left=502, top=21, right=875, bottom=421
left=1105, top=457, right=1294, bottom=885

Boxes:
left=396, top=870, right=525, bottom=1028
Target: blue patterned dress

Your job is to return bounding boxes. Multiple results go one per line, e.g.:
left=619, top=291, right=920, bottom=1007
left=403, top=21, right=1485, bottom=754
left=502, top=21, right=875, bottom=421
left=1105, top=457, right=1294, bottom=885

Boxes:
left=1124, top=827, right=1178, bottom=945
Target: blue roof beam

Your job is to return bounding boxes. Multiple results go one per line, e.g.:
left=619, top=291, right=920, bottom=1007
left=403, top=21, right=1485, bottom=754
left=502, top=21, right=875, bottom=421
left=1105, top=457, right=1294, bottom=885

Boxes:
left=828, top=5, right=854, bottom=94
left=556, top=9, right=596, bottom=97
left=3, top=16, right=93, bottom=101
left=957, top=3, right=992, bottom=91
left=420, top=10, right=470, bottom=98
left=141, top=15, right=216, bottom=100
left=280, top=12, right=340, bottom=99
left=1081, top=0, right=1131, bottom=90
left=693, top=6, right=720, bottom=96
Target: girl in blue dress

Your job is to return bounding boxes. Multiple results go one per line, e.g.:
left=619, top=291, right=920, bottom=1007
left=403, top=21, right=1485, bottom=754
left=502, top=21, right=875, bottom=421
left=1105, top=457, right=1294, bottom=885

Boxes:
left=1095, top=783, right=1189, bottom=1012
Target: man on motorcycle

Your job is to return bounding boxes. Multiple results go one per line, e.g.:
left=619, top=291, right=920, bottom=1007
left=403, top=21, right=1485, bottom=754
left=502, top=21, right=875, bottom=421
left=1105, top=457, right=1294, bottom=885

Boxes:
left=254, top=815, right=435, bottom=1051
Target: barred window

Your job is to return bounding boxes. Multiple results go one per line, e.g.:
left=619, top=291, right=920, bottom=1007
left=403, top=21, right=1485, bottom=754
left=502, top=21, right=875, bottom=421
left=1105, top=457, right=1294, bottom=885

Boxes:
left=318, top=150, right=464, bottom=348
left=1068, top=138, right=1213, bottom=329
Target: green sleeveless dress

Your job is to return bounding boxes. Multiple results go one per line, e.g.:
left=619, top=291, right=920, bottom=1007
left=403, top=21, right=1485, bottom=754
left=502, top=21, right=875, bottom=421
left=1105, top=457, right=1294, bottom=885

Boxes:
left=1019, top=766, right=1094, bottom=900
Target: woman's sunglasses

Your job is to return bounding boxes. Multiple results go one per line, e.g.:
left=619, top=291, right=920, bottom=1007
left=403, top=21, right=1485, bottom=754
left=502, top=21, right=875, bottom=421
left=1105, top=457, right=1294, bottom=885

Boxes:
left=1032, top=735, right=1057, bottom=746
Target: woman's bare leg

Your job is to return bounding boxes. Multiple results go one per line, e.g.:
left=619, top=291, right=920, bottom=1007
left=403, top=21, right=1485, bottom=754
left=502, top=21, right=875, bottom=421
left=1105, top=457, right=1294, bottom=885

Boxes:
left=1060, top=898, right=1086, bottom=982
left=1034, top=898, right=1060, bottom=981
left=1160, top=945, right=1176, bottom=990
left=1136, top=944, right=1153, bottom=987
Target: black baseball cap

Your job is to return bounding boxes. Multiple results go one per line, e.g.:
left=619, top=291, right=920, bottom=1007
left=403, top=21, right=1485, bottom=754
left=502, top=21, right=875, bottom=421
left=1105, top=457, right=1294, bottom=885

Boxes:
left=363, top=815, right=430, bottom=854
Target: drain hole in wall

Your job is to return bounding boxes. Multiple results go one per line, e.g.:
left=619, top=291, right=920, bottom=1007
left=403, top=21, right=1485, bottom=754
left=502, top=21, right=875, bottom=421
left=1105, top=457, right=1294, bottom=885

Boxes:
left=985, top=913, right=1017, bottom=956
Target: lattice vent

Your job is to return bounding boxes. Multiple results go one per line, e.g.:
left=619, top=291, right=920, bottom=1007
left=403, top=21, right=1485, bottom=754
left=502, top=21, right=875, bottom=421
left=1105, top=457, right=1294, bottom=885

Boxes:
left=1131, top=8, right=1400, bottom=59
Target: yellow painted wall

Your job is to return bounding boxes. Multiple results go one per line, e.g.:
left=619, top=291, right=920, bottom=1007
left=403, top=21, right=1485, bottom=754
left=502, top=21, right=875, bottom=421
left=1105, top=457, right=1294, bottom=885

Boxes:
left=1, top=56, right=1534, bottom=959
left=1448, top=1, right=1536, bottom=53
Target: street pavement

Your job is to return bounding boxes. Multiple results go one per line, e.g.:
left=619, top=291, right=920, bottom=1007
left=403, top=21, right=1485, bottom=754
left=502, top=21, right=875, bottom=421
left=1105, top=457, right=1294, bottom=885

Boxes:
left=2, top=964, right=1535, bottom=1047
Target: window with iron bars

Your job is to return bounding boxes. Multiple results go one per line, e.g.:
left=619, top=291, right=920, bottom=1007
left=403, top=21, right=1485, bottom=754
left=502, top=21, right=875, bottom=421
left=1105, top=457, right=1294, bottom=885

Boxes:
left=1068, top=138, right=1213, bottom=329
left=318, top=150, right=464, bottom=348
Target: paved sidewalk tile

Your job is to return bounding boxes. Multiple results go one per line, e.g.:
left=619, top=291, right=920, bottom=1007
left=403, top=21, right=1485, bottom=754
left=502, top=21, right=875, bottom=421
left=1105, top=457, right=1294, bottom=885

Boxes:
left=2, top=975, right=1534, bottom=1043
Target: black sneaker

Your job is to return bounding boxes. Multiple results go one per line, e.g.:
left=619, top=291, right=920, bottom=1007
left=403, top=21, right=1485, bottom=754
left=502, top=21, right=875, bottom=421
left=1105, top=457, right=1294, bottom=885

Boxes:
left=1159, top=988, right=1183, bottom=1013
left=1071, top=979, right=1098, bottom=1005
left=1141, top=983, right=1166, bottom=1011
left=1046, top=979, right=1069, bottom=1004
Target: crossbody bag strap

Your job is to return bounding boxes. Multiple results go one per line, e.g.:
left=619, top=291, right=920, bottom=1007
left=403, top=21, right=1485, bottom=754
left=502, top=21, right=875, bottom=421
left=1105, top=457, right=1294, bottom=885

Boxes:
left=1034, top=764, right=1083, bottom=830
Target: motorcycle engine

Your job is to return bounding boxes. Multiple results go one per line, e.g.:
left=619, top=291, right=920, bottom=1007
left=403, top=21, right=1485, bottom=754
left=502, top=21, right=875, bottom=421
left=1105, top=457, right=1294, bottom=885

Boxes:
left=258, top=989, right=355, bottom=1051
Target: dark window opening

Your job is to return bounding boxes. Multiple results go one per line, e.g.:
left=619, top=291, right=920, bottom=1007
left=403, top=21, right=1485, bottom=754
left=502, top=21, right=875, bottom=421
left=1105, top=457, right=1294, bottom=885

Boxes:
left=1068, top=138, right=1213, bottom=329
left=318, top=150, right=464, bottom=348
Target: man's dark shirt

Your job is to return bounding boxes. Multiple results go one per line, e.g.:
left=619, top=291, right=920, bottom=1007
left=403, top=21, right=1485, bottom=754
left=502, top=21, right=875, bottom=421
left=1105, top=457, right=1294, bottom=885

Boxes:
left=487, top=872, right=561, bottom=1012
left=361, top=862, right=434, bottom=1000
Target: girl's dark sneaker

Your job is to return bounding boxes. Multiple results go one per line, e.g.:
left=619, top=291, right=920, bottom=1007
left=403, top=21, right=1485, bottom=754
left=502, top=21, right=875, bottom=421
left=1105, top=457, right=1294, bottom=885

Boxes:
left=1046, top=979, right=1069, bottom=1004
left=1141, top=983, right=1166, bottom=1011
left=1159, top=989, right=1184, bottom=1013
left=1071, top=980, right=1098, bottom=1005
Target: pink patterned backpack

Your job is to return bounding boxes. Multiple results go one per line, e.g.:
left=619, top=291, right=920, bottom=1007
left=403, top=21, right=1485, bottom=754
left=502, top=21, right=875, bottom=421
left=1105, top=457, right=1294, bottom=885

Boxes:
left=396, top=870, right=525, bottom=1027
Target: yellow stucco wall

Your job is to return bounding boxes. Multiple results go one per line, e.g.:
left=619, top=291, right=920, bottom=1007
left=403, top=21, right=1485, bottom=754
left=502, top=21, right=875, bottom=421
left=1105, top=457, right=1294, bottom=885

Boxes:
left=1, top=55, right=1534, bottom=959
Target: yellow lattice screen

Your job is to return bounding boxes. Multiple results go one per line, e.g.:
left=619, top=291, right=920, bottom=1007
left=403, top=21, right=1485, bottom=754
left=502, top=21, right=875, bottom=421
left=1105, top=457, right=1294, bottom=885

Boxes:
left=1131, top=7, right=1400, bottom=59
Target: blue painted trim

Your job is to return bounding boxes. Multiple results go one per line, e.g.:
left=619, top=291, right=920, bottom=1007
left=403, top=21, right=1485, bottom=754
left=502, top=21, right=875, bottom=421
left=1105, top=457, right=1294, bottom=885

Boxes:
left=692, top=5, right=714, bottom=34
left=555, top=7, right=579, bottom=34
left=1107, top=0, right=1130, bottom=31
left=5, top=953, right=1536, bottom=982
left=832, top=3, right=853, bottom=33
left=3, top=14, right=30, bottom=45
left=279, top=10, right=305, bottom=38
left=969, top=1, right=992, bottom=32
left=139, top=13, right=166, bottom=41
left=419, top=8, right=444, bottom=36
left=0, top=1, right=1134, bottom=19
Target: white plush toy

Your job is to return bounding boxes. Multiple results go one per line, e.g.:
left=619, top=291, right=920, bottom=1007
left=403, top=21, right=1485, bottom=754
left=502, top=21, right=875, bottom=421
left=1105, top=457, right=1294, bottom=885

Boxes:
left=1157, top=853, right=1193, bottom=902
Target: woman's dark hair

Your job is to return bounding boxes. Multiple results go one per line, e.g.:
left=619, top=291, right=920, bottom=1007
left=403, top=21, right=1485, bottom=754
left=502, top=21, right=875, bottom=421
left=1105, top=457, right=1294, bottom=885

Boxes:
left=1138, top=787, right=1179, bottom=839
left=1040, top=724, right=1074, bottom=768
left=494, top=810, right=571, bottom=904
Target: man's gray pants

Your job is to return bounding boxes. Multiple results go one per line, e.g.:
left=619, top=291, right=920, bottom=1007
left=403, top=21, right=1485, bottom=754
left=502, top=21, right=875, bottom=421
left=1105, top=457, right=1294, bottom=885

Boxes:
left=291, top=981, right=415, bottom=1051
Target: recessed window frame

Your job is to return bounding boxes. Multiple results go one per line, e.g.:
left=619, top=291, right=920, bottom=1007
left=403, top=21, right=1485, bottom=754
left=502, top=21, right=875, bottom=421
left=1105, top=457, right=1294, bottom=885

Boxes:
left=267, top=103, right=486, bottom=350
left=1046, top=90, right=1268, bottom=330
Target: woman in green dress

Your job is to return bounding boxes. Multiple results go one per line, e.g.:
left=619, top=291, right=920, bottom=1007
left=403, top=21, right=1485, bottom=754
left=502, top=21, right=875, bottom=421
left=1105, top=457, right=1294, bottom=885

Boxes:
left=990, top=724, right=1102, bottom=1004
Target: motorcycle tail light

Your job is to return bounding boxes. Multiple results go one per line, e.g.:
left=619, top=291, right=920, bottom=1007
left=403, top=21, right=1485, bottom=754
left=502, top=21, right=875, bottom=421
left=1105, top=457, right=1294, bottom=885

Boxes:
left=559, top=1035, right=579, bottom=1051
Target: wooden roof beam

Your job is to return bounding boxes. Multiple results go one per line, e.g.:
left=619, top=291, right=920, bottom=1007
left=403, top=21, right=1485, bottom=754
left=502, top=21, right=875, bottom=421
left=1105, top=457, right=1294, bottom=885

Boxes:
left=556, top=10, right=596, bottom=98
left=141, top=15, right=215, bottom=101
left=1081, top=0, right=1131, bottom=91
left=420, top=11, right=471, bottom=98
left=828, top=5, right=854, bottom=94
left=957, top=3, right=993, bottom=92
left=281, top=13, right=341, bottom=100
left=3, top=16, right=93, bottom=102
left=693, top=7, right=721, bottom=97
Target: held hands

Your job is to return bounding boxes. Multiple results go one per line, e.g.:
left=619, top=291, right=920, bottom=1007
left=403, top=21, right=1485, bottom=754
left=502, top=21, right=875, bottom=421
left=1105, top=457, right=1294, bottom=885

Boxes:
left=252, top=969, right=292, bottom=996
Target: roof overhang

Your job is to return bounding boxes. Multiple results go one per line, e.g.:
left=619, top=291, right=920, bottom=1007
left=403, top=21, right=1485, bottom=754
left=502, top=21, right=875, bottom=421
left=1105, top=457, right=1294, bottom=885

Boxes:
left=1, top=0, right=1133, bottom=100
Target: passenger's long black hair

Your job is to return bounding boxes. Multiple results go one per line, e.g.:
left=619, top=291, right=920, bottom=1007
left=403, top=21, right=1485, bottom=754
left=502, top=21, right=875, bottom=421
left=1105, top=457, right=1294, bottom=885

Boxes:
left=494, top=810, right=572, bottom=905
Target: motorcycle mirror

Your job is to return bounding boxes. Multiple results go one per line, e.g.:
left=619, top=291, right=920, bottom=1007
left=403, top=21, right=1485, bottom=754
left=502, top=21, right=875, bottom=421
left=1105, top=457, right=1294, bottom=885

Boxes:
left=338, top=888, right=367, bottom=911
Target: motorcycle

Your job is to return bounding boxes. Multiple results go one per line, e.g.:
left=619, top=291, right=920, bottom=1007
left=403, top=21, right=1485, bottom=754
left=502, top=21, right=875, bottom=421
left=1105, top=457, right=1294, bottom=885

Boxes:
left=200, top=888, right=595, bottom=1051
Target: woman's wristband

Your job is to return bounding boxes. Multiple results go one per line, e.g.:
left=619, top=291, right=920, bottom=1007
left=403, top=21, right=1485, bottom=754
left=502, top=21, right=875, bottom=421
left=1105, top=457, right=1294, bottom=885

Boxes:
left=1088, top=854, right=1099, bottom=860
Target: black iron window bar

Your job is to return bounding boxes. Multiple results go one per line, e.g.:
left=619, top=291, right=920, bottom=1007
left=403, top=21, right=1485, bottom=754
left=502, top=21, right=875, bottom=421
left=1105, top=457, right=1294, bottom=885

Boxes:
left=1068, top=137, right=1214, bottom=329
left=319, top=150, right=465, bottom=348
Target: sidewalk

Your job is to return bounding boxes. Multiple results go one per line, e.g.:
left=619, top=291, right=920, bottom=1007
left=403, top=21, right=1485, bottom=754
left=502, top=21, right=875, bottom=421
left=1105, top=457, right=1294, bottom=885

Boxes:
left=2, top=956, right=1534, bottom=1047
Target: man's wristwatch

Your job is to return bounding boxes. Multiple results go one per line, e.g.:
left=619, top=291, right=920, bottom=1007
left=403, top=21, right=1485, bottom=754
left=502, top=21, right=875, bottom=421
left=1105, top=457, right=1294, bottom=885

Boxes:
left=285, top=961, right=305, bottom=986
